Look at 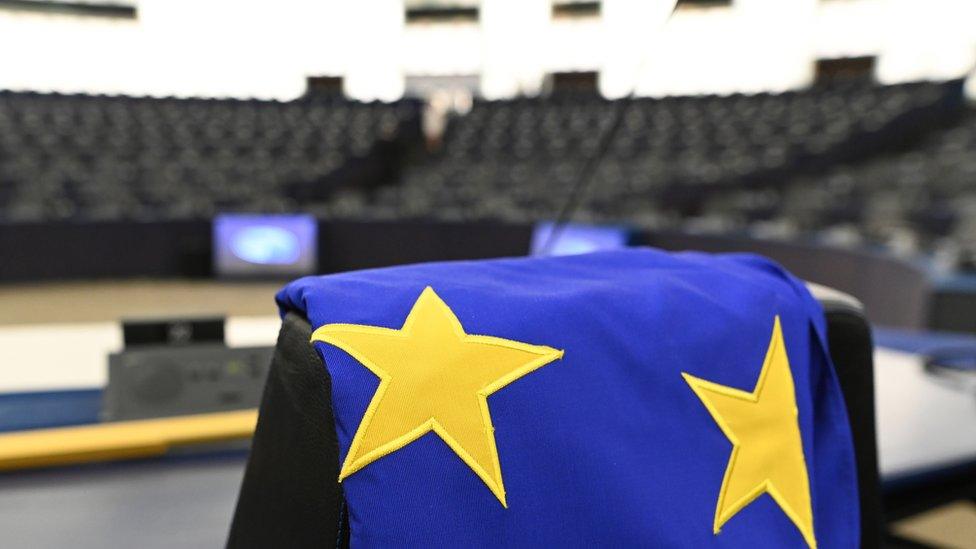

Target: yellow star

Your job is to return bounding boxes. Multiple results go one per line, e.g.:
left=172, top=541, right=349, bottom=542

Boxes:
left=310, top=286, right=563, bottom=507
left=682, top=316, right=816, bottom=548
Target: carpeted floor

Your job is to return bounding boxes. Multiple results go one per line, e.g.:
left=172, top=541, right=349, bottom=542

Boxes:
left=0, top=280, right=283, bottom=325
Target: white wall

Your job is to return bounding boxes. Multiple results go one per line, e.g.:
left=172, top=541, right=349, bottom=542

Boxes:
left=0, top=0, right=973, bottom=100
left=0, top=316, right=280, bottom=392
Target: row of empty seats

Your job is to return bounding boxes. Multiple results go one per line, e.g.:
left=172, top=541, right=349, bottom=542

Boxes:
left=0, top=82, right=972, bottom=271
left=0, top=92, right=421, bottom=222
left=768, top=111, right=976, bottom=269
left=369, top=81, right=958, bottom=221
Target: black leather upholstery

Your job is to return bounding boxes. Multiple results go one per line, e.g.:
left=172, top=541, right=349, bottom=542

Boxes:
left=822, top=304, right=882, bottom=548
left=227, top=312, right=346, bottom=549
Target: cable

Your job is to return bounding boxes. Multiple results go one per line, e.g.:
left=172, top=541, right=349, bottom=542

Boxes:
left=539, top=1, right=679, bottom=255
left=539, top=99, right=627, bottom=255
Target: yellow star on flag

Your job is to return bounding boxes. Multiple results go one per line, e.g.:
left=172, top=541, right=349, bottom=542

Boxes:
left=682, top=316, right=817, bottom=548
left=310, top=286, right=563, bottom=507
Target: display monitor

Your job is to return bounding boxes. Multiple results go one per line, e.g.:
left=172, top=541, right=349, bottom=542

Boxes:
left=213, top=214, right=318, bottom=278
left=530, top=221, right=631, bottom=257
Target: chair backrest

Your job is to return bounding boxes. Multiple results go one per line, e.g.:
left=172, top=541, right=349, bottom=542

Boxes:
left=807, top=283, right=882, bottom=548
left=228, top=286, right=881, bottom=548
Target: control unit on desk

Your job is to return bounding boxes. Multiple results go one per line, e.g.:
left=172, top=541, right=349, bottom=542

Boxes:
left=102, top=317, right=273, bottom=421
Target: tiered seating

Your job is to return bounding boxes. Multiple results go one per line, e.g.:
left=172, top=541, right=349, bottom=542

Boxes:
left=371, top=82, right=959, bottom=225
left=764, top=112, right=976, bottom=268
left=371, top=97, right=611, bottom=222
left=371, top=96, right=616, bottom=221
left=2, top=82, right=969, bottom=269
left=0, top=92, right=421, bottom=222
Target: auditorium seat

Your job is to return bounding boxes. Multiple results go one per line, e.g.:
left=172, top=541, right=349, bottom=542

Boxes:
left=227, top=283, right=882, bottom=547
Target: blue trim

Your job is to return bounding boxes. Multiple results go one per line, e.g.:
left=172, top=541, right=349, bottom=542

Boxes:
left=873, top=327, right=976, bottom=356
left=0, top=389, right=102, bottom=432
left=883, top=458, right=976, bottom=491
left=934, top=274, right=976, bottom=293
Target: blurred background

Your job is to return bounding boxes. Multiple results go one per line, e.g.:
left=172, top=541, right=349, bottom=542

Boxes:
left=0, top=0, right=975, bottom=547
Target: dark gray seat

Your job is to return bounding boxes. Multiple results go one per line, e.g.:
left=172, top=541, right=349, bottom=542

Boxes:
left=227, top=285, right=882, bottom=548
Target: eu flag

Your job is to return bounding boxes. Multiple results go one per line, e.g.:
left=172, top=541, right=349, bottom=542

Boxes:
left=276, top=248, right=859, bottom=547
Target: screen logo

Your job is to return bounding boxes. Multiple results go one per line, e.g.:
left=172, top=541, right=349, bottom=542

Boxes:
left=230, top=226, right=302, bottom=265
left=214, top=214, right=317, bottom=277
left=530, top=222, right=631, bottom=257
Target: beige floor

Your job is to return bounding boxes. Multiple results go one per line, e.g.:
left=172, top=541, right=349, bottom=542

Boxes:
left=893, top=500, right=976, bottom=548
left=0, top=280, right=283, bottom=325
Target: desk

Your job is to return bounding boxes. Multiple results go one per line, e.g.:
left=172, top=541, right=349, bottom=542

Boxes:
left=874, top=328, right=976, bottom=484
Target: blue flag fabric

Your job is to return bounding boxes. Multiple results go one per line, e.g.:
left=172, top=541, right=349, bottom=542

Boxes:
left=277, top=248, right=859, bottom=547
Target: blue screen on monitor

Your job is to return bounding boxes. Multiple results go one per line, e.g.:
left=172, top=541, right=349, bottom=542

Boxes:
left=213, top=214, right=318, bottom=277
left=530, top=222, right=630, bottom=257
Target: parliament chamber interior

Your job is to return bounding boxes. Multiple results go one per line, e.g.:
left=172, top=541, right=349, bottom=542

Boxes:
left=1, top=0, right=976, bottom=547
